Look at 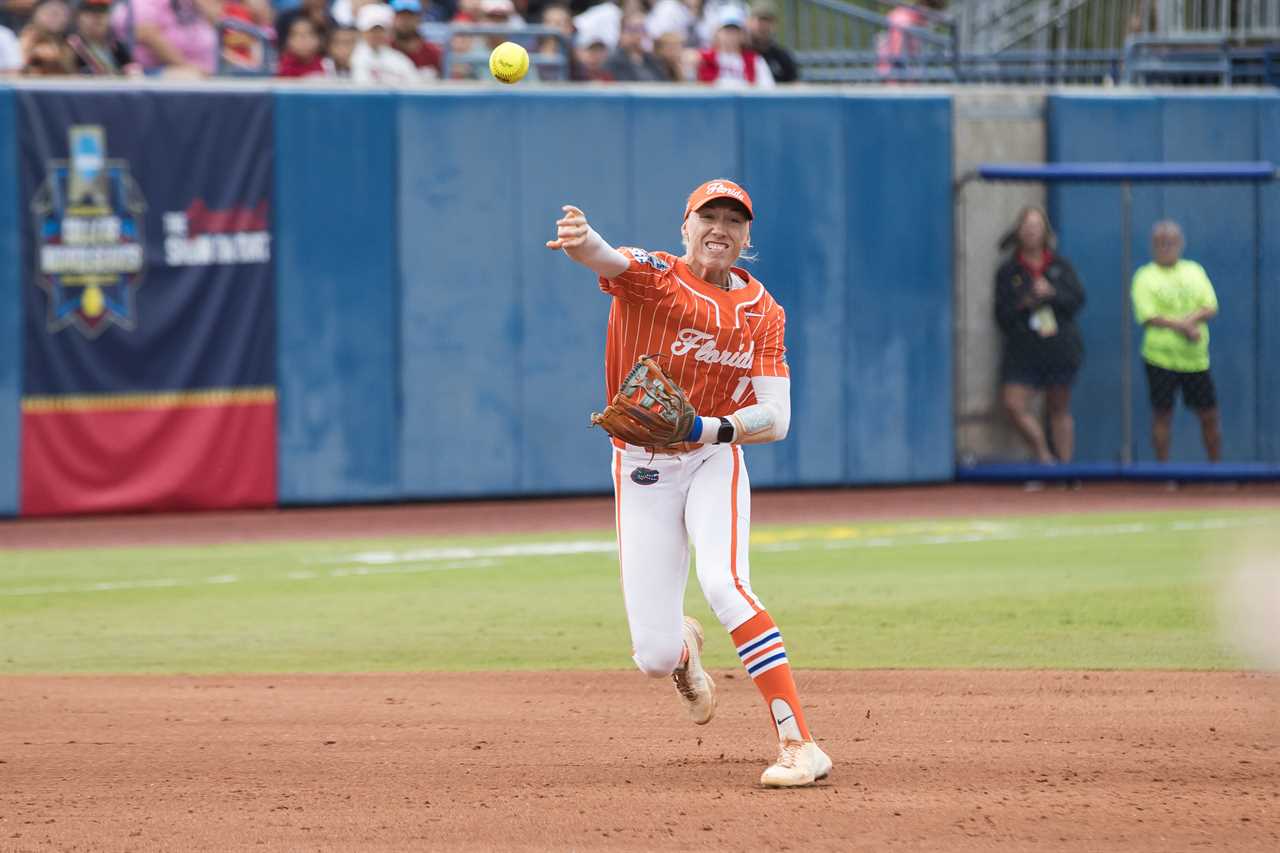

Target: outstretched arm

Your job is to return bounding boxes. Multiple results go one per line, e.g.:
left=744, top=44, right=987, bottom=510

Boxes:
left=545, top=205, right=630, bottom=279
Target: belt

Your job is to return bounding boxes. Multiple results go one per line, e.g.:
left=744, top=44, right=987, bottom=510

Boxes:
left=612, top=438, right=700, bottom=456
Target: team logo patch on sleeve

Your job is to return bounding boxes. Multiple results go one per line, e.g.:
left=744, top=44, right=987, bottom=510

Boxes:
left=630, top=249, right=669, bottom=272
left=630, top=467, right=660, bottom=485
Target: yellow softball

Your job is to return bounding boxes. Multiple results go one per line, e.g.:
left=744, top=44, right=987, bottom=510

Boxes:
left=489, top=41, right=529, bottom=84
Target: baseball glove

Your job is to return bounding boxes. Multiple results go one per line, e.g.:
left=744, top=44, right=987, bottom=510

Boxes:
left=591, top=355, right=697, bottom=448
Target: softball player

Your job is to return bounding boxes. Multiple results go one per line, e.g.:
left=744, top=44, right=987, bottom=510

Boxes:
left=546, top=179, right=831, bottom=787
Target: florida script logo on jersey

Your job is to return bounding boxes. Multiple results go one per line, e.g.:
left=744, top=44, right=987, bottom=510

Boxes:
left=31, top=125, right=146, bottom=339
left=670, top=328, right=755, bottom=369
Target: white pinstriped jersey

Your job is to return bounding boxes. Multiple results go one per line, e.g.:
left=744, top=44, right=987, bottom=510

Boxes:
left=599, top=248, right=788, bottom=418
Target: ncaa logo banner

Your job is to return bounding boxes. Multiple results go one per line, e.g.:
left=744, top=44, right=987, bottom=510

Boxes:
left=18, top=90, right=277, bottom=516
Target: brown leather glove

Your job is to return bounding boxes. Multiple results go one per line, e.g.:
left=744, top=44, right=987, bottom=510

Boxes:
left=590, top=355, right=697, bottom=448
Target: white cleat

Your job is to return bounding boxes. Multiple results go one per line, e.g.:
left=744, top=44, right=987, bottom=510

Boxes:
left=671, top=616, right=716, bottom=725
left=760, top=740, right=833, bottom=788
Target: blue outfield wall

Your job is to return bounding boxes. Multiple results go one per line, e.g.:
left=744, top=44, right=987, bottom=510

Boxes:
left=0, top=89, right=17, bottom=517
left=1048, top=93, right=1280, bottom=465
left=0, top=88, right=954, bottom=514
left=5, top=88, right=1276, bottom=514
left=387, top=91, right=954, bottom=499
left=275, top=91, right=401, bottom=504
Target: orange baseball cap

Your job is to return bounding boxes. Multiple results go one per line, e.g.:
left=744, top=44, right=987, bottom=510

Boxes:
left=684, top=179, right=753, bottom=220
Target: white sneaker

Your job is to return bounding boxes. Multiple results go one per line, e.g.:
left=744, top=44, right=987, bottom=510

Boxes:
left=671, top=616, right=716, bottom=725
left=760, top=740, right=833, bottom=788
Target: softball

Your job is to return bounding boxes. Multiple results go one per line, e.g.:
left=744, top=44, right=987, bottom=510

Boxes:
left=489, top=41, right=529, bottom=84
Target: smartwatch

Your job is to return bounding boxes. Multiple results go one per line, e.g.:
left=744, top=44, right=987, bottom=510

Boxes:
left=716, top=417, right=735, bottom=445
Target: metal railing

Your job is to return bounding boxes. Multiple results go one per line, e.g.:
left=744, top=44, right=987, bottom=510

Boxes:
left=782, top=0, right=954, bottom=52
left=951, top=0, right=1280, bottom=53
left=785, top=0, right=1280, bottom=85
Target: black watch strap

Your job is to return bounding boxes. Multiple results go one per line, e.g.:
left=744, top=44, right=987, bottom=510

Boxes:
left=716, top=417, right=735, bottom=445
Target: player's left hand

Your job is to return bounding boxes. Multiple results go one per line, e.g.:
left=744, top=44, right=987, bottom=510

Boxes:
left=545, top=205, right=590, bottom=251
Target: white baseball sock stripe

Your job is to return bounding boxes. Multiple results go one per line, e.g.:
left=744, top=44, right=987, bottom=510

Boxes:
left=741, top=640, right=785, bottom=668
left=747, top=652, right=789, bottom=678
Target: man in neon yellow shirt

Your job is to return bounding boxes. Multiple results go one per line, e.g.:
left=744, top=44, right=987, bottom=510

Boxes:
left=1131, top=220, right=1220, bottom=462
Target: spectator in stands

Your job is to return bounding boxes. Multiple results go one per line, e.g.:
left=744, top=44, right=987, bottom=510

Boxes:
left=451, top=0, right=480, bottom=21
left=277, top=14, right=326, bottom=76
left=68, top=0, right=138, bottom=75
left=327, top=24, right=357, bottom=75
left=646, top=0, right=697, bottom=47
left=604, top=10, right=663, bottom=80
left=276, top=0, right=336, bottom=56
left=390, top=0, right=441, bottom=77
left=746, top=0, right=793, bottom=82
left=23, top=26, right=71, bottom=71
left=573, top=28, right=612, bottom=80
left=651, top=27, right=687, bottom=79
left=0, top=21, right=20, bottom=71
left=572, top=0, right=617, bottom=50
left=696, top=5, right=772, bottom=87
left=116, top=0, right=220, bottom=76
left=1131, top=220, right=1221, bottom=462
left=351, top=1, right=418, bottom=82
left=876, top=0, right=945, bottom=78
left=480, top=0, right=520, bottom=26
left=22, top=0, right=67, bottom=39
left=994, top=206, right=1086, bottom=464
left=536, top=1, right=575, bottom=76
left=19, top=0, right=67, bottom=59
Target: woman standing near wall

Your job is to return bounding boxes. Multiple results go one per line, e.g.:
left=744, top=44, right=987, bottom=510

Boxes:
left=994, top=206, right=1086, bottom=463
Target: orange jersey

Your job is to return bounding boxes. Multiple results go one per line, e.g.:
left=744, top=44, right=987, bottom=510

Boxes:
left=599, top=248, right=788, bottom=417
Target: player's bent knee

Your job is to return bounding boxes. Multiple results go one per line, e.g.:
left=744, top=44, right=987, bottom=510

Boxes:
left=632, top=643, right=683, bottom=678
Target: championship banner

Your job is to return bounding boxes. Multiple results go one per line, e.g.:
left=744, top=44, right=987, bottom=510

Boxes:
left=19, top=91, right=276, bottom=516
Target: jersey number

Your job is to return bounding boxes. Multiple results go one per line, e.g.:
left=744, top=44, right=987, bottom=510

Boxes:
left=731, top=376, right=752, bottom=403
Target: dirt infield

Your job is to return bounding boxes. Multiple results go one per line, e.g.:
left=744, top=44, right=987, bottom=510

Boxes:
left=2, top=670, right=1276, bottom=852
left=3, top=482, right=1279, bottom=549
left=3, top=484, right=1279, bottom=850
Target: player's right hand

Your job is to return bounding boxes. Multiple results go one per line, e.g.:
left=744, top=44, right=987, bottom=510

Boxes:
left=546, top=205, right=589, bottom=251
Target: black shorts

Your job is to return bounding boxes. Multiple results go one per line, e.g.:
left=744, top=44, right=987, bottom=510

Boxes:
left=1000, top=358, right=1079, bottom=390
left=1144, top=362, right=1217, bottom=411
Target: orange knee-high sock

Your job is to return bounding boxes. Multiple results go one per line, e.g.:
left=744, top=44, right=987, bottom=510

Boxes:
left=730, top=611, right=812, bottom=742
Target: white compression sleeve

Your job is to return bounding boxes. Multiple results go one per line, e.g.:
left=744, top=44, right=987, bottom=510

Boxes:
left=692, top=376, right=791, bottom=445
left=564, top=226, right=630, bottom=279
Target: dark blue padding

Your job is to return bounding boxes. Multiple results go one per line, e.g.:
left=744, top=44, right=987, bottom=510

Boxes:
left=845, top=95, right=955, bottom=484
left=275, top=90, right=400, bottom=504
left=0, top=88, right=17, bottom=517
left=957, top=461, right=1280, bottom=482
left=1260, top=97, right=1280, bottom=467
left=979, top=161, right=1275, bottom=182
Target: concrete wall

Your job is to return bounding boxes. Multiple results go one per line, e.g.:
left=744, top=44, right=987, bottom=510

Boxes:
left=952, top=90, right=1047, bottom=463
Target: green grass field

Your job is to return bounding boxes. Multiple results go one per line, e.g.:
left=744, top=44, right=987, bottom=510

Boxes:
left=2, top=508, right=1276, bottom=674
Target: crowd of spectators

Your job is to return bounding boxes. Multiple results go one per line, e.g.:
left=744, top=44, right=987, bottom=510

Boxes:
left=0, top=0, right=799, bottom=83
